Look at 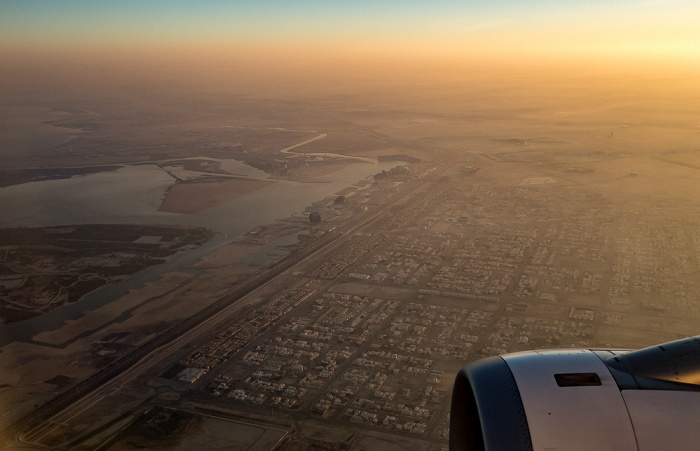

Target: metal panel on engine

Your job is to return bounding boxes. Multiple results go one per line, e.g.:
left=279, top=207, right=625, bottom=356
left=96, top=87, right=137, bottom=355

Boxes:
left=622, top=390, right=700, bottom=451
left=504, top=349, right=637, bottom=451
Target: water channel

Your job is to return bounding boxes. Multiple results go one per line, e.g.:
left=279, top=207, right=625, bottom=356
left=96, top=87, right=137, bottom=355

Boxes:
left=0, top=157, right=401, bottom=344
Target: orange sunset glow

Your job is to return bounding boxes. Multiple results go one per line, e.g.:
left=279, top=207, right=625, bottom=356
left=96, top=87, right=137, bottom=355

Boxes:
left=1, top=1, right=700, bottom=450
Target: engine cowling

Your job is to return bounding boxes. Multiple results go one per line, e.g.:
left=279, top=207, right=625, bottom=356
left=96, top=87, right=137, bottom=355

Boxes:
left=449, top=336, right=700, bottom=451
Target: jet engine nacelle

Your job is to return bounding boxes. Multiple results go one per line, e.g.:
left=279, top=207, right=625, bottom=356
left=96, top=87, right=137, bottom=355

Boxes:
left=450, top=336, right=700, bottom=451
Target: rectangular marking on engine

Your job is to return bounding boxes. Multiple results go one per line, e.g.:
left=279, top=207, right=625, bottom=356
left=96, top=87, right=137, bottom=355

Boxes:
left=555, top=373, right=602, bottom=387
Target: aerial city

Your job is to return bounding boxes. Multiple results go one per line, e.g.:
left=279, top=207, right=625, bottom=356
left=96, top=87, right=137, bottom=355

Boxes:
left=1, top=1, right=699, bottom=449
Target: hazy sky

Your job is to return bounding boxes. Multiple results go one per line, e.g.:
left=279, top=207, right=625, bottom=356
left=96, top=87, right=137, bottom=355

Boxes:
left=3, top=0, right=699, bottom=58
left=1, top=0, right=699, bottom=95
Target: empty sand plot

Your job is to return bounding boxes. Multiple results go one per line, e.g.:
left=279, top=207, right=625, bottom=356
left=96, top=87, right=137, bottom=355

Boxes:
left=159, top=178, right=273, bottom=213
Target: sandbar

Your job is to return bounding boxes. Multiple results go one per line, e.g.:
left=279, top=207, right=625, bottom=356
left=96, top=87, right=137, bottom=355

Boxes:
left=159, top=178, right=274, bottom=214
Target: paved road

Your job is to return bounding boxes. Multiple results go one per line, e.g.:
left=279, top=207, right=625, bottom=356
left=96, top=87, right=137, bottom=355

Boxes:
left=3, top=163, right=450, bottom=449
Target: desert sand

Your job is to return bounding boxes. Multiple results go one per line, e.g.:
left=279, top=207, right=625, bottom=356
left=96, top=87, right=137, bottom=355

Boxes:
left=159, top=178, right=274, bottom=214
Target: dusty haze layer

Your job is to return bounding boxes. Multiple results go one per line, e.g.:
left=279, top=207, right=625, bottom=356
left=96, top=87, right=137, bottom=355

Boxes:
left=2, top=47, right=700, bottom=450
left=2, top=1, right=700, bottom=448
left=2, top=53, right=699, bottom=186
left=2, top=49, right=699, bottom=149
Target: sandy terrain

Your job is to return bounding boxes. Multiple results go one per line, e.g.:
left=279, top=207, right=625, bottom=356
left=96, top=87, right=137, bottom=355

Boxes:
left=0, top=224, right=212, bottom=323
left=113, top=414, right=288, bottom=451
left=32, top=273, right=194, bottom=346
left=190, top=243, right=260, bottom=268
left=282, top=160, right=367, bottom=182
left=0, top=236, right=266, bottom=426
left=0, top=340, right=97, bottom=425
left=3, top=70, right=700, bottom=449
left=159, top=178, right=274, bottom=213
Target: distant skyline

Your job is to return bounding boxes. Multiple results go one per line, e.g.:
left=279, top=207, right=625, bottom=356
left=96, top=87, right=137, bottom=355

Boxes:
left=2, top=0, right=698, bottom=61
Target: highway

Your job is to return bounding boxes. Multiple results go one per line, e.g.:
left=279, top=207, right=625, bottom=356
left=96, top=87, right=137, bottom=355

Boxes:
left=3, top=163, right=448, bottom=449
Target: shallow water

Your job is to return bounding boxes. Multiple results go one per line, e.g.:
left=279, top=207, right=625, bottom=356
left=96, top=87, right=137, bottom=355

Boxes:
left=0, top=165, right=175, bottom=227
left=0, top=158, right=400, bottom=343
left=0, top=106, right=82, bottom=156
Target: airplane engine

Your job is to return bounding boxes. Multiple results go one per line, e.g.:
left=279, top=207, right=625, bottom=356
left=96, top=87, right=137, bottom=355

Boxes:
left=449, top=336, right=700, bottom=451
